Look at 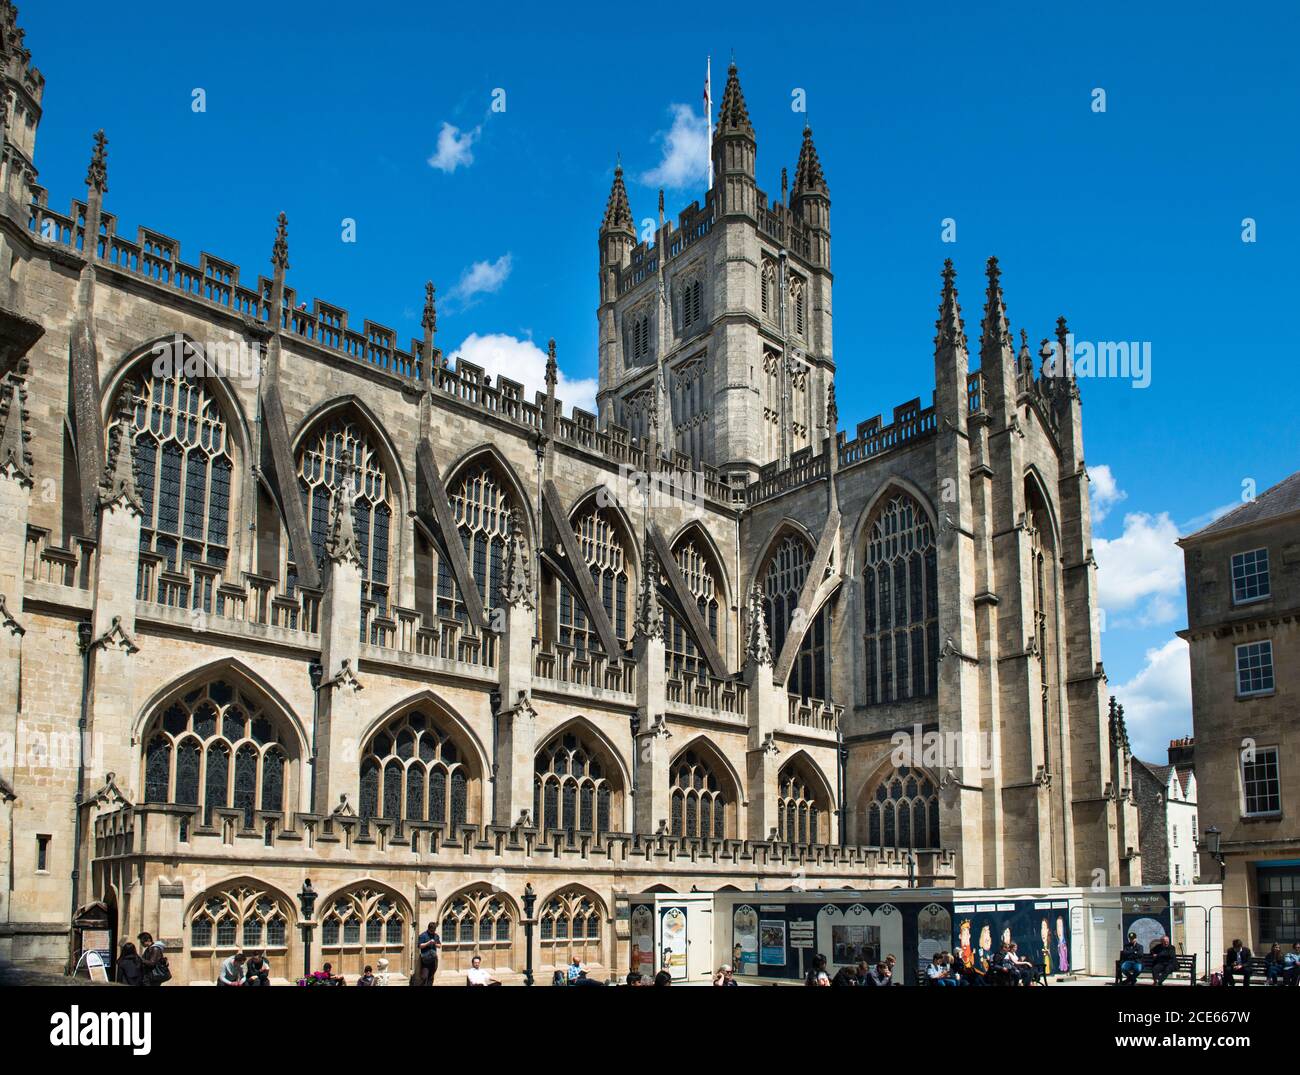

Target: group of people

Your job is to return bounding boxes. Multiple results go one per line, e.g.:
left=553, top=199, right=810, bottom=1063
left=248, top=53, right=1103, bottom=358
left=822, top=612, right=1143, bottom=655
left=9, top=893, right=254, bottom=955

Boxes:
left=112, top=932, right=170, bottom=986
left=1117, top=932, right=1179, bottom=985
left=1223, top=939, right=1300, bottom=987
left=805, top=954, right=900, bottom=986
left=925, top=942, right=1043, bottom=986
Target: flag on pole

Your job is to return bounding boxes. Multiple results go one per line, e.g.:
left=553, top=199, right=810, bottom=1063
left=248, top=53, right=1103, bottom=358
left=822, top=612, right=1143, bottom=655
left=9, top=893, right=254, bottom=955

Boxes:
left=704, top=56, right=713, bottom=191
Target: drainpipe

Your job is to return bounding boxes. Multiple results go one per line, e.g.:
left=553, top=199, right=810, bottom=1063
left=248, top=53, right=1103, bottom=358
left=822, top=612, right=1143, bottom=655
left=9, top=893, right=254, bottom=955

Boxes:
left=69, top=620, right=93, bottom=963
left=307, top=661, right=323, bottom=810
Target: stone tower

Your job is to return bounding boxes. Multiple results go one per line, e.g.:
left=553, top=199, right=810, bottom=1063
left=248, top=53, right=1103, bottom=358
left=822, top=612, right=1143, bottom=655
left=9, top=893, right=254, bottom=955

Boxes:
left=595, top=62, right=835, bottom=484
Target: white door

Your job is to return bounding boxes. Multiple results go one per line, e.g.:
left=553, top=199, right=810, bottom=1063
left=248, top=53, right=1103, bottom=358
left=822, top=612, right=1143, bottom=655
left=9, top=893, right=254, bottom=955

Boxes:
left=1087, top=904, right=1123, bottom=975
left=686, top=905, right=713, bottom=981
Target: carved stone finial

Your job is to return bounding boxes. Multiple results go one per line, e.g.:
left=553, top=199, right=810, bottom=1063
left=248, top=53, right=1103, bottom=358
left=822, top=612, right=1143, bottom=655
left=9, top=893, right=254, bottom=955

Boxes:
left=0, top=357, right=34, bottom=485
left=934, top=258, right=966, bottom=350
left=86, top=130, right=108, bottom=195
left=744, top=582, right=773, bottom=668
left=825, top=381, right=838, bottom=428
left=98, top=386, right=142, bottom=514
left=634, top=546, right=664, bottom=642
left=422, top=281, right=437, bottom=337
left=544, top=339, right=558, bottom=391
left=271, top=211, right=290, bottom=272
left=323, top=456, right=362, bottom=566
left=500, top=512, right=534, bottom=610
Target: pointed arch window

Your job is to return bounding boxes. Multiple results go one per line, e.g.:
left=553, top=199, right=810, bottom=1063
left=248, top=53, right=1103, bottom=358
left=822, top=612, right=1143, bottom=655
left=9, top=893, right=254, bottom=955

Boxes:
left=761, top=533, right=828, bottom=700
left=297, top=419, right=394, bottom=613
left=791, top=278, right=806, bottom=336
left=777, top=760, right=825, bottom=845
left=538, top=889, right=605, bottom=967
left=865, top=766, right=940, bottom=851
left=111, top=357, right=234, bottom=595
left=681, top=279, right=703, bottom=328
left=438, top=462, right=515, bottom=624
left=664, top=535, right=721, bottom=680
left=760, top=260, right=776, bottom=317
left=669, top=749, right=728, bottom=839
left=534, top=731, right=615, bottom=836
left=559, top=506, right=632, bottom=658
left=358, top=710, right=473, bottom=828
left=189, top=884, right=291, bottom=952
left=141, top=681, right=292, bottom=825
left=440, top=887, right=515, bottom=962
left=862, top=493, right=937, bottom=705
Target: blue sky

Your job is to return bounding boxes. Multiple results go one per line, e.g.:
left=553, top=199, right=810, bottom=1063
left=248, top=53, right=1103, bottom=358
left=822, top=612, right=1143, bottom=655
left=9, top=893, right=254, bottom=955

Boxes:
left=23, top=1, right=1299, bottom=759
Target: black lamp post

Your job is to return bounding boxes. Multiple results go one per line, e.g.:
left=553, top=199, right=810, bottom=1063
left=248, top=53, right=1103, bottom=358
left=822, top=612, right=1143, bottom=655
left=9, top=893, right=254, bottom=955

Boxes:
left=298, top=878, right=318, bottom=981
left=522, top=883, right=537, bottom=986
left=1205, top=826, right=1226, bottom=883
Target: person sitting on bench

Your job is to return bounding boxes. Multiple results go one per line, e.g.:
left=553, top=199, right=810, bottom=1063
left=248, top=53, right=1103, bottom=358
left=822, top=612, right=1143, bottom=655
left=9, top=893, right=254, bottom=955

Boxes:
left=1283, top=943, right=1300, bottom=987
left=1149, top=936, right=1177, bottom=985
left=927, top=952, right=958, bottom=987
left=1000, top=942, right=1036, bottom=986
left=1119, top=933, right=1145, bottom=985
left=1224, top=939, right=1252, bottom=987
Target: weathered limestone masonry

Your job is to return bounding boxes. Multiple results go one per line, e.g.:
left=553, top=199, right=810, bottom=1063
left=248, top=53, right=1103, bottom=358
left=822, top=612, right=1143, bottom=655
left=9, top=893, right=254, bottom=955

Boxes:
left=0, top=10, right=1135, bottom=982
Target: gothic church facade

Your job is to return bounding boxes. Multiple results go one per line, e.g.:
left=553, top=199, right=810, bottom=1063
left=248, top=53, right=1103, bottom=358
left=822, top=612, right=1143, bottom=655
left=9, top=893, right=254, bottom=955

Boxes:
left=0, top=5, right=1137, bottom=981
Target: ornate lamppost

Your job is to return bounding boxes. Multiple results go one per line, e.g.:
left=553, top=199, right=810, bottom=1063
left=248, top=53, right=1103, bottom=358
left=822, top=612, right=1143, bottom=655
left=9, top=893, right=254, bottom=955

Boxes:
left=522, top=883, right=537, bottom=986
left=298, top=877, right=318, bottom=982
left=1204, top=826, right=1226, bottom=883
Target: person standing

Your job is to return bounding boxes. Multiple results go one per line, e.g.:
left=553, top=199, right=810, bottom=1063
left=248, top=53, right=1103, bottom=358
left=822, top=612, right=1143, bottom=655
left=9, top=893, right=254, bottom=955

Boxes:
left=137, top=932, right=170, bottom=986
left=417, top=921, right=442, bottom=986
left=115, top=942, right=143, bottom=986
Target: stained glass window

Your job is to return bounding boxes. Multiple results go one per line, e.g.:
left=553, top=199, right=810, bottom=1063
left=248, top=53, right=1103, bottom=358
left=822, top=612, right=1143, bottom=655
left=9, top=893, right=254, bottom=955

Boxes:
left=140, top=681, right=292, bottom=821
left=865, top=766, right=940, bottom=850
left=863, top=493, right=937, bottom=705
left=535, top=732, right=616, bottom=835
left=189, top=884, right=290, bottom=952
left=760, top=533, right=829, bottom=701
left=665, top=534, right=722, bottom=680
left=439, top=461, right=515, bottom=623
left=669, top=749, right=728, bottom=839
left=319, top=886, right=406, bottom=961
left=777, top=760, right=825, bottom=845
left=359, top=710, right=473, bottom=826
left=559, top=506, right=632, bottom=658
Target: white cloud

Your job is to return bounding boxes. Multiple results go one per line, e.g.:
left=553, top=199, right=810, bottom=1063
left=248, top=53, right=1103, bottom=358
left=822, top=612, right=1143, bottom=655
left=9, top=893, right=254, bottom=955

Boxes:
left=1094, top=511, right=1184, bottom=626
left=1089, top=463, right=1126, bottom=524
left=640, top=103, right=709, bottom=189
left=448, top=333, right=598, bottom=414
left=1113, top=637, right=1192, bottom=761
left=428, top=122, right=480, bottom=173
left=448, top=253, right=513, bottom=307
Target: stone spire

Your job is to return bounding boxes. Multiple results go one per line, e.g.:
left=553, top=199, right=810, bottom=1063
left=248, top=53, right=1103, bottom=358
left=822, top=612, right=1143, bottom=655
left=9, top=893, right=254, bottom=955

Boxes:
left=421, top=280, right=439, bottom=377
left=98, top=386, right=141, bottom=513
left=934, top=258, right=967, bottom=352
left=500, top=512, right=534, bottom=610
left=744, top=582, right=773, bottom=668
left=271, top=211, right=290, bottom=272
left=980, top=255, right=1011, bottom=353
left=85, top=129, right=108, bottom=195
left=792, top=125, right=828, bottom=197
left=715, top=61, right=754, bottom=138
left=634, top=546, right=664, bottom=641
left=0, top=357, right=33, bottom=485
left=324, top=457, right=362, bottom=566
left=601, top=162, right=634, bottom=233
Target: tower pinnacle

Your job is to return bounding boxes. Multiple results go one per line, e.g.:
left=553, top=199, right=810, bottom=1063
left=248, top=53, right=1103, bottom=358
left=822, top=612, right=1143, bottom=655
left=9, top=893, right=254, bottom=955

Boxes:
left=601, top=163, right=633, bottom=233
left=935, top=259, right=966, bottom=351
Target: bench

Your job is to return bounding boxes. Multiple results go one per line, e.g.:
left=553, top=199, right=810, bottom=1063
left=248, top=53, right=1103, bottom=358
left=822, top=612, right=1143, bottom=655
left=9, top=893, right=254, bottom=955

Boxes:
left=1113, top=953, right=1197, bottom=986
left=1225, top=956, right=1294, bottom=985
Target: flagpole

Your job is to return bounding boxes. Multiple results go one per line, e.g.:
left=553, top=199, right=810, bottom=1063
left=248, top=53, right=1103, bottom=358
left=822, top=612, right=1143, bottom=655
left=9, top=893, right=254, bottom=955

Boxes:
left=705, top=55, right=713, bottom=193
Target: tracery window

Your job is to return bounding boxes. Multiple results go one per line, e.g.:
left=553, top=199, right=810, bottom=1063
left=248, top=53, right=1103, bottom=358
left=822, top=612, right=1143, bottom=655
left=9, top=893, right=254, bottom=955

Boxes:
left=777, top=760, right=825, bottom=845
left=534, top=731, right=614, bottom=835
left=112, top=358, right=233, bottom=592
left=297, top=419, right=394, bottom=613
left=189, top=884, right=291, bottom=952
left=142, top=680, right=290, bottom=826
left=762, top=350, right=781, bottom=462
left=558, top=507, right=631, bottom=659
left=791, top=278, right=806, bottom=336
left=319, top=887, right=406, bottom=954
left=669, top=749, right=728, bottom=839
left=440, top=887, right=514, bottom=966
left=761, top=533, right=828, bottom=700
left=862, top=493, right=938, bottom=705
left=538, top=889, right=604, bottom=967
left=438, top=462, right=515, bottom=624
left=760, top=260, right=776, bottom=316
left=358, top=710, right=471, bottom=828
left=664, top=535, right=721, bottom=680
left=866, top=766, right=940, bottom=850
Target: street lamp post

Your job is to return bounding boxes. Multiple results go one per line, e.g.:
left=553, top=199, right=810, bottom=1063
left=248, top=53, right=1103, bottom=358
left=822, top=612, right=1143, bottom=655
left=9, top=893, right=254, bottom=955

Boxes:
left=522, top=883, right=537, bottom=987
left=1205, top=825, right=1226, bottom=884
left=298, top=878, right=318, bottom=983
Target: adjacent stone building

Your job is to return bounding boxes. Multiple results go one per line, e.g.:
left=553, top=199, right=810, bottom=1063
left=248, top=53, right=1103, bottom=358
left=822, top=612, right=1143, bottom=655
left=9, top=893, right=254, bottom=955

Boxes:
left=0, top=4, right=1137, bottom=982
left=1179, top=471, right=1300, bottom=950
left=1132, top=744, right=1198, bottom=887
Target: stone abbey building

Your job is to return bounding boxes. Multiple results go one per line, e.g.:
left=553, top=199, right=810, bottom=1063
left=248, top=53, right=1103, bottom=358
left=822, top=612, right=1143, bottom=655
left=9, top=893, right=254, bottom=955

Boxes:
left=0, top=3, right=1138, bottom=981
